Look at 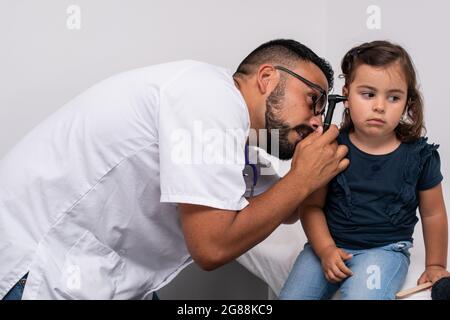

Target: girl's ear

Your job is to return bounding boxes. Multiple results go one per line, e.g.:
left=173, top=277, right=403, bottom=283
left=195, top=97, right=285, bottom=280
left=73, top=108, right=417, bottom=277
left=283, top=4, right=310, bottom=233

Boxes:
left=402, top=98, right=411, bottom=116
left=342, top=86, right=349, bottom=108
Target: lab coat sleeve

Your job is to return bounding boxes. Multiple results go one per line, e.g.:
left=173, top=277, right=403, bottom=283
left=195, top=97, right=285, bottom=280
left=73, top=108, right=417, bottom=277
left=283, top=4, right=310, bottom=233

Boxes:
left=158, top=63, right=250, bottom=211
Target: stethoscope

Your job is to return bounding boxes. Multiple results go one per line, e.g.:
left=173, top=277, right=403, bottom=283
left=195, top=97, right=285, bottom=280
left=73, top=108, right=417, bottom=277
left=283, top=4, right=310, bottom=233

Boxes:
left=244, top=144, right=258, bottom=198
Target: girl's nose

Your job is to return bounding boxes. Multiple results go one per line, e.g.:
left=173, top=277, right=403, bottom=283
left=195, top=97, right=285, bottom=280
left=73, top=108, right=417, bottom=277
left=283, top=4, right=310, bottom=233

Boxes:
left=373, top=99, right=386, bottom=113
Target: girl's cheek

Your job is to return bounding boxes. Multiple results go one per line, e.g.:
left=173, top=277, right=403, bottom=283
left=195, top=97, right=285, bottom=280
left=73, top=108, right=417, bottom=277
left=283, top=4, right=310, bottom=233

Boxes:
left=348, top=96, right=362, bottom=110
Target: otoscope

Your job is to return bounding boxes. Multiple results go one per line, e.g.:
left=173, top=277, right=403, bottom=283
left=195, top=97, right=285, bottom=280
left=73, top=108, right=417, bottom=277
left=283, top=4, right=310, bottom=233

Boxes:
left=322, top=94, right=348, bottom=132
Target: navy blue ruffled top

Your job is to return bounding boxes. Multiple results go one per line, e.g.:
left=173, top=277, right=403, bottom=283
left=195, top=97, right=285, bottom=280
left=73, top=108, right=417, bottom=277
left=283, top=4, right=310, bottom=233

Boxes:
left=325, top=131, right=443, bottom=250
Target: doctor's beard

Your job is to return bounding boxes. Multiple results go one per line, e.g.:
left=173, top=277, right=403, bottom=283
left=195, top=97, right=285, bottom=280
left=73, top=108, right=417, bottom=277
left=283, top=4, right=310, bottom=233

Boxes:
left=264, top=80, right=315, bottom=160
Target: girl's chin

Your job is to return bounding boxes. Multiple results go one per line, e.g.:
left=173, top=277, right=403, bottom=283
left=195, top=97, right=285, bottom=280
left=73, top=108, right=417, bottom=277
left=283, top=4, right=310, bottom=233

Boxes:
left=355, top=126, right=393, bottom=137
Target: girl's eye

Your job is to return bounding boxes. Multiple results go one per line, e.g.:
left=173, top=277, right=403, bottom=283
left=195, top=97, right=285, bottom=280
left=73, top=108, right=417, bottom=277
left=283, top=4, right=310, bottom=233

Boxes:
left=361, top=92, right=375, bottom=99
left=388, top=96, right=400, bottom=103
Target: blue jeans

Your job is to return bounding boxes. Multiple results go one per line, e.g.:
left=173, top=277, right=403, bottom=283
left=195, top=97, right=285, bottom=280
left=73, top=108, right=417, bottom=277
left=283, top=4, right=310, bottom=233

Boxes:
left=2, top=274, right=28, bottom=300
left=279, top=241, right=412, bottom=300
left=2, top=273, right=160, bottom=300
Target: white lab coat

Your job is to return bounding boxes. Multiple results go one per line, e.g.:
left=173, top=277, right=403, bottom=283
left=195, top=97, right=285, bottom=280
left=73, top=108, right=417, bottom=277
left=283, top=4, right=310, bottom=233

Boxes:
left=0, top=60, right=250, bottom=299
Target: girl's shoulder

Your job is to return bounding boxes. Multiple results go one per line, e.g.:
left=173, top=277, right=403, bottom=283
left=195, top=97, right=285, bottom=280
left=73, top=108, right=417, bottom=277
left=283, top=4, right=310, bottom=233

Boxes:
left=402, top=137, right=440, bottom=181
left=403, top=136, right=440, bottom=157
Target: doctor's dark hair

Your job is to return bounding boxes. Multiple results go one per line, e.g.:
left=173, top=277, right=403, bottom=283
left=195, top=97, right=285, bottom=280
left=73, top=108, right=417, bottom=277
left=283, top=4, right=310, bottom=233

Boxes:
left=234, top=39, right=334, bottom=91
left=340, top=40, right=425, bottom=142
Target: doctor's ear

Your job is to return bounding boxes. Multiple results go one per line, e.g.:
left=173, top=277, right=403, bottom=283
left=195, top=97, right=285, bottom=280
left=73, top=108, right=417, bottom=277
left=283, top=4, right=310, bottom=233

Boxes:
left=256, top=64, right=278, bottom=95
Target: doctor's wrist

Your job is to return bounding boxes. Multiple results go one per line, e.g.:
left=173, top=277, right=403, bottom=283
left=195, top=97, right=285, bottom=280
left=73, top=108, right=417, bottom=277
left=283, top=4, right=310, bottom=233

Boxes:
left=283, top=170, right=314, bottom=197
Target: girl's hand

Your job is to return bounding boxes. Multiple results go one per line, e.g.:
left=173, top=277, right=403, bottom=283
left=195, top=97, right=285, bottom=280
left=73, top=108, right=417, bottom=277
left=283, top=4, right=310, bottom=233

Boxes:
left=319, top=245, right=353, bottom=283
left=417, top=266, right=450, bottom=285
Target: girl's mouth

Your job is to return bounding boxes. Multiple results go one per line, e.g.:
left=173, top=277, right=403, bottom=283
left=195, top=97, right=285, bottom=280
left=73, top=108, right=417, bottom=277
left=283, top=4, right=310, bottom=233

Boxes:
left=367, top=118, right=385, bottom=125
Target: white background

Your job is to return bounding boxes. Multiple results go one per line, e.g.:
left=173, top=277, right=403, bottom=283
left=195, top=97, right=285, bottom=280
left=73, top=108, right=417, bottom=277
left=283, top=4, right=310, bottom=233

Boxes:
left=1, top=0, right=449, bottom=298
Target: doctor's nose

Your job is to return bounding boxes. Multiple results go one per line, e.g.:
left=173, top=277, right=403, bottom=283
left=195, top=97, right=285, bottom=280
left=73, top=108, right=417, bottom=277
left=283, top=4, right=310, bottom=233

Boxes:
left=309, top=114, right=323, bottom=130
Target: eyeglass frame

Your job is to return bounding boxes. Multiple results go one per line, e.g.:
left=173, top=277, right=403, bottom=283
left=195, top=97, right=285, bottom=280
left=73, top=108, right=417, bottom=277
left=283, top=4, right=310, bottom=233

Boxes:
left=274, top=65, right=328, bottom=116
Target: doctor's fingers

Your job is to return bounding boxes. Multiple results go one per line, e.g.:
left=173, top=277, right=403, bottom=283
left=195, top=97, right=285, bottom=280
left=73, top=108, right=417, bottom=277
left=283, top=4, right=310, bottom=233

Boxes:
left=336, top=158, right=350, bottom=174
left=298, top=137, right=339, bottom=160
left=334, top=145, right=350, bottom=172
left=317, top=125, right=340, bottom=146
left=299, top=125, right=339, bottom=150
left=335, top=145, right=349, bottom=160
left=297, top=125, right=325, bottom=149
left=334, top=145, right=350, bottom=174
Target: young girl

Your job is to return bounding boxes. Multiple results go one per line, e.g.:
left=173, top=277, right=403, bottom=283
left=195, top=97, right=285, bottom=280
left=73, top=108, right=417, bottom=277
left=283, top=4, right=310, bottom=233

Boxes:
left=279, top=41, right=449, bottom=300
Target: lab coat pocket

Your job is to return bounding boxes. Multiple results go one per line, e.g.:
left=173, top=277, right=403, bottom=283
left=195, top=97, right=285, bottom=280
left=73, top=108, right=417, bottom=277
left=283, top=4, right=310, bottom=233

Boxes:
left=57, top=230, right=125, bottom=300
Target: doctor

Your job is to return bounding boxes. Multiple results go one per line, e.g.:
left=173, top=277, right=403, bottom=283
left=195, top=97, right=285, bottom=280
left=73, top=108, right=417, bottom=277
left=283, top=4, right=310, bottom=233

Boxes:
left=0, top=39, right=349, bottom=299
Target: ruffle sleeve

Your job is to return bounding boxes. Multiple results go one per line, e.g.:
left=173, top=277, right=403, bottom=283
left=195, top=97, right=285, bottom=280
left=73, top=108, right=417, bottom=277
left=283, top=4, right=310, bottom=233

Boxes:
left=385, top=137, right=440, bottom=226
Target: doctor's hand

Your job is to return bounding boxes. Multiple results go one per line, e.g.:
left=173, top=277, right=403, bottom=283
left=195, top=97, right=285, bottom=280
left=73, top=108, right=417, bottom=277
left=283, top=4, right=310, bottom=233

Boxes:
left=290, top=125, right=349, bottom=193
left=319, top=245, right=353, bottom=283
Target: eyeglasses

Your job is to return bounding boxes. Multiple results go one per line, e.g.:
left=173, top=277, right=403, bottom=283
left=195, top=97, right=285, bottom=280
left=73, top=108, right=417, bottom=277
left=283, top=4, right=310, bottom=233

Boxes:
left=275, top=66, right=328, bottom=116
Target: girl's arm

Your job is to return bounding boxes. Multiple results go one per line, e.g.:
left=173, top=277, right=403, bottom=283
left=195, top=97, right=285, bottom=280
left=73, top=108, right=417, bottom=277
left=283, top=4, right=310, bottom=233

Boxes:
left=299, top=186, right=334, bottom=255
left=418, top=183, right=450, bottom=284
left=299, top=186, right=353, bottom=282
